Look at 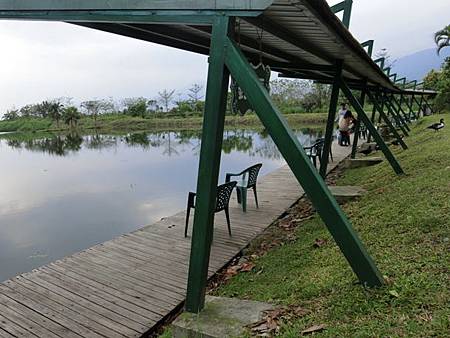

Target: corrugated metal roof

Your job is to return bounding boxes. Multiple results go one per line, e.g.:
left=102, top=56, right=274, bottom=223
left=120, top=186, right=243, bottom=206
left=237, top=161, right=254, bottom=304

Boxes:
left=0, top=0, right=436, bottom=95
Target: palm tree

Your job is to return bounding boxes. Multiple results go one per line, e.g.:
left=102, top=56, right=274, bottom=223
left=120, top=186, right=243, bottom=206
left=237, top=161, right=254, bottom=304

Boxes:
left=47, top=101, right=63, bottom=128
left=63, top=106, right=81, bottom=129
left=435, top=25, right=450, bottom=55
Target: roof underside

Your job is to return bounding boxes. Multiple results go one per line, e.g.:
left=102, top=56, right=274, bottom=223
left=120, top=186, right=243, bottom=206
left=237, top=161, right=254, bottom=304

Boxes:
left=0, top=0, right=435, bottom=95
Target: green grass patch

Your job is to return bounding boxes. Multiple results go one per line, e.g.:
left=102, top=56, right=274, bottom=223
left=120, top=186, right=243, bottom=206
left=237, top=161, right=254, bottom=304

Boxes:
left=0, top=113, right=328, bottom=134
left=213, top=113, right=450, bottom=337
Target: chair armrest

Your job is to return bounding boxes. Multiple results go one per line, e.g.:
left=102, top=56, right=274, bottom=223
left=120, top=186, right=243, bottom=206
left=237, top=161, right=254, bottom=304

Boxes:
left=225, top=172, right=242, bottom=182
left=188, top=192, right=196, bottom=207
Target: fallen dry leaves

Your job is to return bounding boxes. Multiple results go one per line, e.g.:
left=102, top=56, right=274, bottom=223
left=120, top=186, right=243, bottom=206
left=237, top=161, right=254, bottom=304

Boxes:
left=248, top=306, right=311, bottom=337
left=301, top=324, right=326, bottom=335
left=313, top=238, right=328, bottom=248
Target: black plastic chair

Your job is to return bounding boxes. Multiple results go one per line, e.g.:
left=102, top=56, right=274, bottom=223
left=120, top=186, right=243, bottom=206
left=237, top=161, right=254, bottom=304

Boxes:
left=304, top=138, right=333, bottom=169
left=225, top=163, right=262, bottom=212
left=184, top=181, right=237, bottom=237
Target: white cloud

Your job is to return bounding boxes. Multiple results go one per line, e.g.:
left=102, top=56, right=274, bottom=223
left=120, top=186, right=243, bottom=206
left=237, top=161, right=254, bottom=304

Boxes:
left=0, top=0, right=449, bottom=112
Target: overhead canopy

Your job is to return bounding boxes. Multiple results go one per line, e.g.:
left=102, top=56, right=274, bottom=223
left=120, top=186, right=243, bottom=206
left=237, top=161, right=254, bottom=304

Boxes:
left=0, top=0, right=435, bottom=96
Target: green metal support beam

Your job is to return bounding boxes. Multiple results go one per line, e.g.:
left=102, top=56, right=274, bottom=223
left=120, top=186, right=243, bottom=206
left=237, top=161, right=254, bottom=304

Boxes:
left=390, top=94, right=411, bottom=127
left=320, top=60, right=343, bottom=178
left=224, top=36, right=384, bottom=288
left=330, top=0, right=353, bottom=28
left=0, top=0, right=275, bottom=11
left=351, top=87, right=367, bottom=159
left=367, top=91, right=408, bottom=150
left=383, top=95, right=409, bottom=136
left=385, top=68, right=391, bottom=76
left=185, top=15, right=232, bottom=314
left=374, top=57, right=385, bottom=70
left=389, top=73, right=397, bottom=82
left=361, top=40, right=374, bottom=57
left=340, top=81, right=405, bottom=175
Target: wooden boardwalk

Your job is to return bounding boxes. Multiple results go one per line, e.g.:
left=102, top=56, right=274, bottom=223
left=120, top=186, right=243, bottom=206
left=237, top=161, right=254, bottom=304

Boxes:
left=0, top=142, right=351, bottom=338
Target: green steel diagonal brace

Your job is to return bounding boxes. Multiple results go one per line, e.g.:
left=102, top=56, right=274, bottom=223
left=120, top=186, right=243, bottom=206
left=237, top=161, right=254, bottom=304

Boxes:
left=367, top=91, right=408, bottom=150
left=330, top=0, right=353, bottom=29
left=340, top=80, right=405, bottom=175
left=383, top=94, right=409, bottom=136
left=361, top=40, right=374, bottom=57
left=412, top=95, right=424, bottom=118
left=389, top=94, right=411, bottom=127
left=405, top=94, right=417, bottom=120
left=320, top=60, right=343, bottom=178
left=185, top=15, right=232, bottom=314
left=224, top=37, right=384, bottom=288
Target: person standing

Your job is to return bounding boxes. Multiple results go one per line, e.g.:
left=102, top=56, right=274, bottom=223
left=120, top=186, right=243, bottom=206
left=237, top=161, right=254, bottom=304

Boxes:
left=338, top=110, right=356, bottom=146
left=336, top=103, right=348, bottom=122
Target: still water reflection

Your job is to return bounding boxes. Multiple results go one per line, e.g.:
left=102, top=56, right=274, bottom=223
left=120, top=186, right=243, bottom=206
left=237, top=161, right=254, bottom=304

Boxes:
left=0, top=128, right=321, bottom=281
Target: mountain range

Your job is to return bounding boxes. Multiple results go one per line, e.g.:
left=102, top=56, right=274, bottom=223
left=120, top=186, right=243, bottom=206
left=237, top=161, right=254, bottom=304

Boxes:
left=391, top=47, right=450, bottom=81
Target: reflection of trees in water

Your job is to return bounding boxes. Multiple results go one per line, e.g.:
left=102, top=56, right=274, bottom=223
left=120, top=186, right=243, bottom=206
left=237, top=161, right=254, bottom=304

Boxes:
left=222, top=130, right=253, bottom=154
left=3, top=128, right=323, bottom=159
left=86, top=134, right=118, bottom=150
left=6, top=133, right=112, bottom=156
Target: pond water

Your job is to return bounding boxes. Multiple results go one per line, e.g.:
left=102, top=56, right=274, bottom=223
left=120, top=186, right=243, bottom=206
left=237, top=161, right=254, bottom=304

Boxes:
left=0, top=128, right=322, bottom=282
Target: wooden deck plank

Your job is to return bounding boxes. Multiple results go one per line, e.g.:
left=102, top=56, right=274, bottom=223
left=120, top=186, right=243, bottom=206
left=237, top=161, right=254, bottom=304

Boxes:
left=0, top=141, right=351, bottom=337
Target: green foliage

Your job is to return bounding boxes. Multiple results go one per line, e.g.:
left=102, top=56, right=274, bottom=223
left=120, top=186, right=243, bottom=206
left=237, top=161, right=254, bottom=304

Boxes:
left=423, top=69, right=441, bottom=91
left=122, top=97, right=148, bottom=118
left=63, top=106, right=81, bottom=128
left=214, top=114, right=450, bottom=337
left=425, top=57, right=450, bottom=112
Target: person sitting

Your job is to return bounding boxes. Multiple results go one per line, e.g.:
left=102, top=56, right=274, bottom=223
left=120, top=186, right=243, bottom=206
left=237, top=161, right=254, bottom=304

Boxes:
left=338, top=110, right=356, bottom=146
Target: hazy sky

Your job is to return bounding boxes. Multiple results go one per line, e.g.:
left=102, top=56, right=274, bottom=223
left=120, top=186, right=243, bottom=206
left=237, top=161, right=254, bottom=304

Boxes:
left=0, top=0, right=448, bottom=113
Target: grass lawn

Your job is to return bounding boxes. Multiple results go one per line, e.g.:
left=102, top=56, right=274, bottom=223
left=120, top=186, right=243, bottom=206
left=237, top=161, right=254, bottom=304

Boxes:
left=207, top=113, right=450, bottom=337
left=0, top=113, right=328, bottom=133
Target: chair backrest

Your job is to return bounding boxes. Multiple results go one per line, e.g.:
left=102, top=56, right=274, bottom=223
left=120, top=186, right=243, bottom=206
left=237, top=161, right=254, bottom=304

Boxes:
left=215, top=181, right=237, bottom=212
left=243, top=163, right=262, bottom=188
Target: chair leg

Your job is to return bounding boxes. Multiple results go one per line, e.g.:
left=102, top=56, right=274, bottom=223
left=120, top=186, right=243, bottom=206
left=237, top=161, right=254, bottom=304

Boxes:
left=253, top=186, right=259, bottom=208
left=241, top=187, right=247, bottom=212
left=236, top=188, right=242, bottom=204
left=225, top=208, right=232, bottom=236
left=185, top=206, right=191, bottom=238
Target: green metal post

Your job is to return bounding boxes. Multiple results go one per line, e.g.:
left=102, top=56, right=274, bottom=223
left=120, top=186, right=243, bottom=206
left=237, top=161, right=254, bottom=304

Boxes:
left=320, top=60, right=343, bottom=178
left=185, top=15, right=231, bottom=314
left=418, top=94, right=424, bottom=118
left=340, top=81, right=405, bottom=175
left=367, top=94, right=377, bottom=143
left=351, top=88, right=366, bottom=159
left=224, top=37, right=384, bottom=287
left=383, top=94, right=409, bottom=136
left=367, top=91, right=408, bottom=150
left=423, top=97, right=433, bottom=115
left=390, top=94, right=411, bottom=129
left=406, top=95, right=417, bottom=120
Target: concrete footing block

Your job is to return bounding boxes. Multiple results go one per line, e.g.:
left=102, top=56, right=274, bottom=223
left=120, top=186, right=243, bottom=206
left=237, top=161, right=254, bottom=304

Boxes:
left=343, top=157, right=383, bottom=169
left=328, top=186, right=367, bottom=203
left=172, top=296, right=274, bottom=338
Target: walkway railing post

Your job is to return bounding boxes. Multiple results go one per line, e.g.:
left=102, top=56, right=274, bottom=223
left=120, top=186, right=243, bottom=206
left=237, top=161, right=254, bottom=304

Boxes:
left=320, top=60, right=343, bottom=178
left=366, top=91, right=408, bottom=150
left=185, top=15, right=232, bottom=314
left=351, top=85, right=367, bottom=159
left=224, top=37, right=384, bottom=288
left=340, top=80, right=405, bottom=175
